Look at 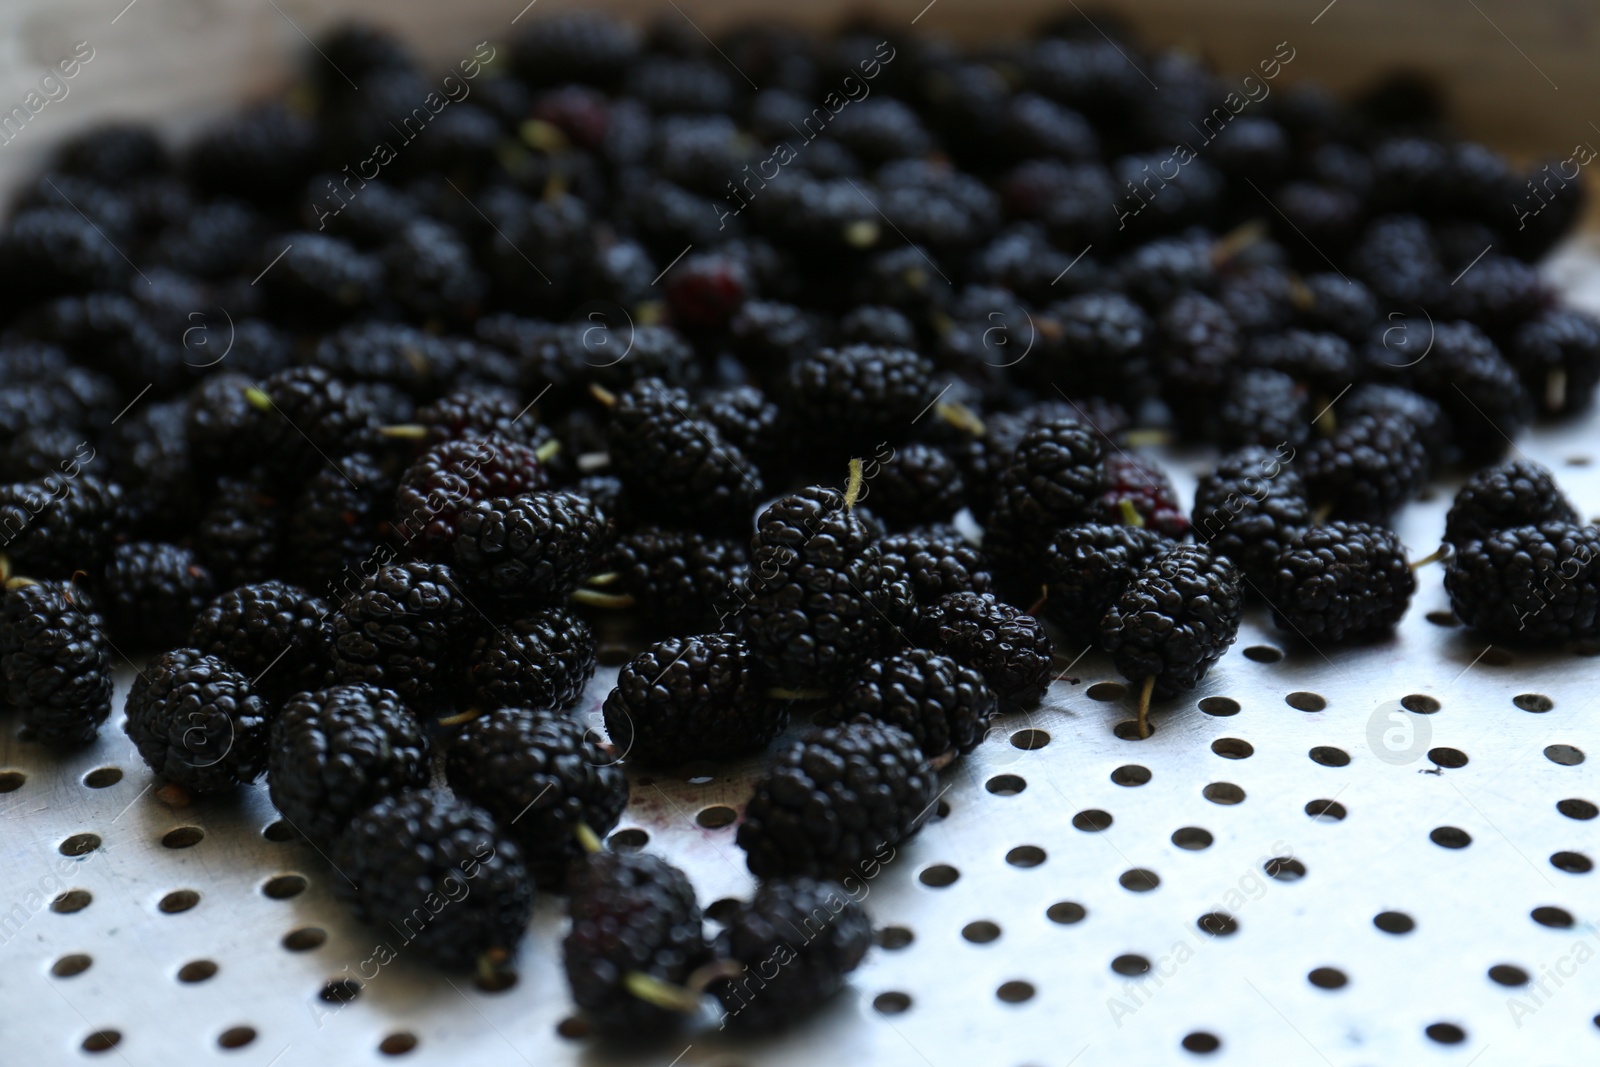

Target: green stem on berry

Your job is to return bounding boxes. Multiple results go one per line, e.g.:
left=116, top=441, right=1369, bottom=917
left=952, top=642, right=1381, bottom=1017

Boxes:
left=583, top=571, right=621, bottom=587
left=435, top=707, right=486, bottom=728
left=684, top=958, right=748, bottom=994
left=1211, top=219, right=1268, bottom=267
left=589, top=383, right=617, bottom=408
left=244, top=385, right=273, bottom=412
left=574, top=822, right=604, bottom=854
left=1313, top=401, right=1337, bottom=438
left=936, top=400, right=985, bottom=437
left=1410, top=544, right=1453, bottom=570
left=1137, top=675, right=1156, bottom=740
left=477, top=947, right=513, bottom=989
left=843, top=219, right=880, bottom=249
left=1117, top=499, right=1145, bottom=528
left=4, top=576, right=37, bottom=591
left=1547, top=368, right=1568, bottom=413
left=768, top=687, right=830, bottom=701
left=520, top=118, right=569, bottom=154
left=1122, top=429, right=1171, bottom=447
left=378, top=424, right=429, bottom=440
left=569, top=588, right=636, bottom=609
left=534, top=439, right=562, bottom=463
left=623, top=971, right=703, bottom=1013
left=927, top=749, right=959, bottom=772
left=1311, top=502, right=1334, bottom=525
left=844, top=458, right=865, bottom=510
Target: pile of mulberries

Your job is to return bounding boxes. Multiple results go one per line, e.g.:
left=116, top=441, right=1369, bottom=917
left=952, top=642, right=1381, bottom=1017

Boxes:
left=4, top=9, right=1598, bottom=1048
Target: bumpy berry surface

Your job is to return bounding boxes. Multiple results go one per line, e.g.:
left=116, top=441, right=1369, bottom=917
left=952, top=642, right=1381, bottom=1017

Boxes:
left=187, top=580, right=332, bottom=703
left=1444, top=460, right=1579, bottom=546
left=1268, top=522, right=1417, bottom=643
left=393, top=435, right=549, bottom=559
left=331, top=788, right=534, bottom=970
left=1444, top=523, right=1600, bottom=643
left=100, top=541, right=214, bottom=649
left=710, top=876, right=872, bottom=1032
left=603, top=633, right=786, bottom=766
left=737, top=719, right=938, bottom=878
left=467, top=608, right=596, bottom=712
left=606, top=527, right=748, bottom=635
left=330, top=562, right=477, bottom=710
left=446, top=706, right=627, bottom=886
left=1101, top=545, right=1244, bottom=697
left=453, top=491, right=613, bottom=607
left=123, top=648, right=269, bottom=792
left=822, top=648, right=997, bottom=758
left=563, top=850, right=709, bottom=1037
left=1041, top=523, right=1170, bottom=645
left=1191, top=445, right=1311, bottom=588
left=268, top=683, right=430, bottom=846
left=2, top=581, right=112, bottom=747
left=916, top=591, right=1053, bottom=710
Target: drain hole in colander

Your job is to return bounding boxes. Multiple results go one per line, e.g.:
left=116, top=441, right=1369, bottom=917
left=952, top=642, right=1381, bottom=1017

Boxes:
left=1210, top=738, right=1252, bottom=759
left=1181, top=1032, right=1221, bottom=1054
left=1243, top=645, right=1282, bottom=663
left=81, top=1030, right=120, bottom=1053
left=1373, top=911, right=1415, bottom=934
left=83, top=767, right=122, bottom=789
left=52, top=889, right=91, bottom=913
left=60, top=833, right=101, bottom=857
left=1110, top=765, right=1151, bottom=787
left=1307, top=967, right=1346, bottom=989
left=1119, top=868, right=1160, bottom=892
left=1264, top=857, right=1306, bottom=881
left=695, top=805, right=737, bottom=829
left=320, top=979, right=362, bottom=1003
left=283, top=927, right=326, bottom=951
left=608, top=828, right=648, bottom=850
left=1006, top=846, right=1046, bottom=868
left=163, top=826, right=205, bottom=849
left=1401, top=694, right=1440, bottom=714
left=262, top=874, right=307, bottom=899
left=1171, top=827, right=1213, bottom=850
left=1430, top=827, right=1471, bottom=849
left=1545, top=744, right=1585, bottom=765
left=263, top=821, right=294, bottom=842
left=1515, top=693, right=1554, bottom=712
left=1488, top=964, right=1529, bottom=986
left=1309, top=747, right=1349, bottom=767
left=1551, top=851, right=1593, bottom=873
left=1198, top=696, right=1239, bottom=717
left=555, top=1018, right=589, bottom=1041
left=996, top=980, right=1034, bottom=1003
left=178, top=960, right=218, bottom=983
left=379, top=1032, right=419, bottom=1055
left=1285, top=691, right=1325, bottom=712
left=919, top=864, right=959, bottom=888
left=1047, top=902, right=1086, bottom=924
left=1531, top=906, right=1574, bottom=928
left=1110, top=954, right=1150, bottom=976
left=876, top=926, right=914, bottom=949
left=1010, top=728, right=1050, bottom=750
left=986, top=774, right=1026, bottom=796
left=1305, top=799, right=1346, bottom=821
left=1424, top=611, right=1459, bottom=627
left=1557, top=799, right=1598, bottom=820
left=1197, top=913, right=1237, bottom=937
left=1428, top=747, right=1468, bottom=769
left=52, top=954, right=91, bottom=978
left=0, top=770, right=23, bottom=792
left=1202, top=782, right=1244, bottom=805
left=962, top=921, right=1000, bottom=944
left=218, top=1026, right=256, bottom=1049
left=1113, top=719, right=1156, bottom=740
left=1424, top=1023, right=1466, bottom=1045
left=1072, top=809, right=1112, bottom=832
left=159, top=890, right=200, bottom=914
left=1086, top=682, right=1125, bottom=701
left=872, top=992, right=911, bottom=1014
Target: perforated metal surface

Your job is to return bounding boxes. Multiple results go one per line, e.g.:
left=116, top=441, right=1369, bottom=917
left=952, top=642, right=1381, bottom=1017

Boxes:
left=7, top=260, right=1600, bottom=1067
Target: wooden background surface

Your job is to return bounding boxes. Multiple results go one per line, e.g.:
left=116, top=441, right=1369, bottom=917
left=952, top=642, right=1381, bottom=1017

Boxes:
left=0, top=0, right=1594, bottom=194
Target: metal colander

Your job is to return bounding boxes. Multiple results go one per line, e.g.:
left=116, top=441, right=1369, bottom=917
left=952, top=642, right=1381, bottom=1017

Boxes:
left=8, top=256, right=1600, bottom=1067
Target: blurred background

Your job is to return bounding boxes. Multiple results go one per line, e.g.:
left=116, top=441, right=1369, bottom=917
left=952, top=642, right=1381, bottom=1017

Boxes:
left=0, top=0, right=1596, bottom=194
